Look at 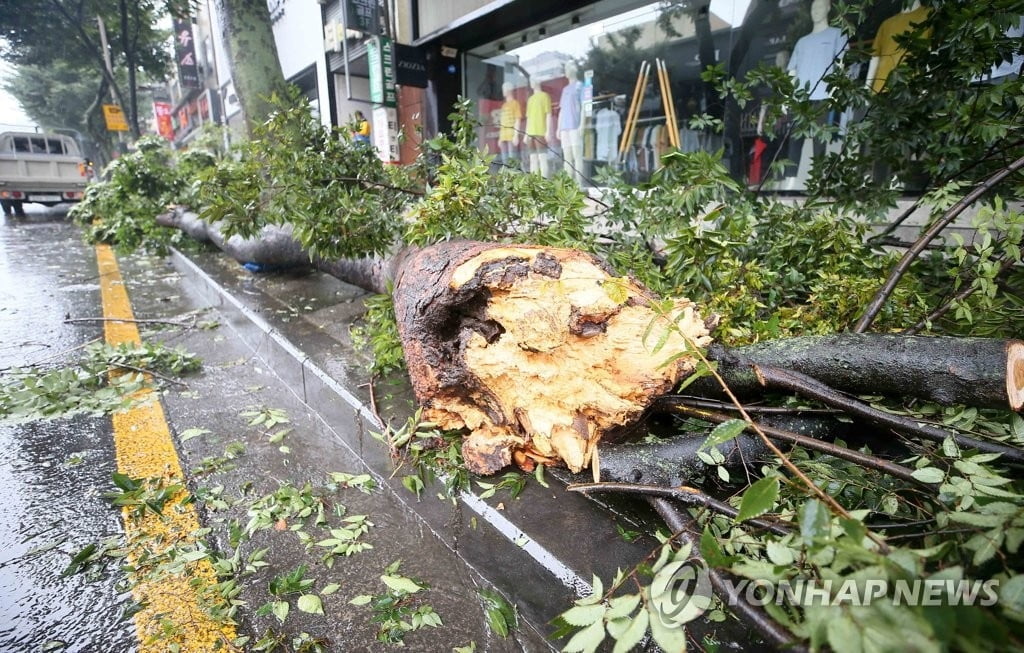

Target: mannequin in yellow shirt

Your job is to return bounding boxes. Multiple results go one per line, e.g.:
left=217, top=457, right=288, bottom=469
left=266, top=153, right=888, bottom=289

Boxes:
left=525, top=78, right=552, bottom=177
left=866, top=1, right=931, bottom=92
left=498, top=82, right=522, bottom=165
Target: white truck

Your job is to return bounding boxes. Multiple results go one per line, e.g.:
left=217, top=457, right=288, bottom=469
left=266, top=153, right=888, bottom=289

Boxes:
left=0, top=131, right=89, bottom=217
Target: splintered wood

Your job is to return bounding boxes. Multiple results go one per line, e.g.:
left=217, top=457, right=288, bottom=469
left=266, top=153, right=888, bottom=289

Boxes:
left=393, top=242, right=713, bottom=475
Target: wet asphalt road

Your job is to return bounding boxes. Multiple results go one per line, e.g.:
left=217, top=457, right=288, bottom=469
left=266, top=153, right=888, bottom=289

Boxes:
left=0, top=205, right=137, bottom=652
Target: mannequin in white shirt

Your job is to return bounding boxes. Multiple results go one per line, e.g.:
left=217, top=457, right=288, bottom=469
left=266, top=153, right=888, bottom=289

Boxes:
left=784, top=0, right=846, bottom=176
left=558, top=63, right=584, bottom=183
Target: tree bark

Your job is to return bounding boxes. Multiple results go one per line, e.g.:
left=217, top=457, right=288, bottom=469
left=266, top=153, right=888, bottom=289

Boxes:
left=694, top=334, right=1024, bottom=412
left=213, top=0, right=289, bottom=135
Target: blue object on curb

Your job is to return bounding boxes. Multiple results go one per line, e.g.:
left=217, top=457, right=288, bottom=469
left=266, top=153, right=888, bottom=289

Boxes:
left=242, top=261, right=289, bottom=273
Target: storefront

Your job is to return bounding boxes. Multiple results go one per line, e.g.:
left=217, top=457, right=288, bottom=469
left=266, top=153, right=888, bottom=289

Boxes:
left=407, top=0, right=1020, bottom=190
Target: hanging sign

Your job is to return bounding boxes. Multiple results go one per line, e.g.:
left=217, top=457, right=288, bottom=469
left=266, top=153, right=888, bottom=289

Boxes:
left=344, top=0, right=380, bottom=35
left=368, top=36, right=396, bottom=107
left=153, top=101, right=173, bottom=139
left=372, top=106, right=400, bottom=163
left=173, top=17, right=201, bottom=88
left=102, top=104, right=129, bottom=131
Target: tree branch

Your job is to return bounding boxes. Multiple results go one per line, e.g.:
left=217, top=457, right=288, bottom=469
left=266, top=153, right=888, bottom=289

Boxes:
left=854, top=154, right=1024, bottom=332
left=753, top=363, right=1024, bottom=464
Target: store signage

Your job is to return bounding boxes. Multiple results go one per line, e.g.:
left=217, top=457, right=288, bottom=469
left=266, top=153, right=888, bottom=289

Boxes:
left=173, top=18, right=201, bottom=88
left=372, top=106, right=400, bottom=163
left=368, top=36, right=396, bottom=107
left=324, top=21, right=339, bottom=53
left=102, top=104, right=129, bottom=131
left=394, top=44, right=428, bottom=88
left=344, top=0, right=380, bottom=35
left=153, top=101, right=173, bottom=139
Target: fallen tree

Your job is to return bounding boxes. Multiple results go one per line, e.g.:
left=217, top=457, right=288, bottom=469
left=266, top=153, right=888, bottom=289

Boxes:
left=157, top=207, right=1024, bottom=474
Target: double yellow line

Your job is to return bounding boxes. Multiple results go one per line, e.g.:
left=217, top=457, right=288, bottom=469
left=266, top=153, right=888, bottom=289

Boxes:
left=96, top=244, right=235, bottom=651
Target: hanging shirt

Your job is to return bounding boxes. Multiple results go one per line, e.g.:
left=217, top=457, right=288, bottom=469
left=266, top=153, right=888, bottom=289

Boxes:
left=558, top=81, right=582, bottom=131
left=498, top=98, right=522, bottom=143
left=525, top=90, right=551, bottom=137
left=749, top=137, right=768, bottom=184
left=594, top=108, right=622, bottom=161
left=788, top=26, right=848, bottom=101
left=870, top=6, right=932, bottom=92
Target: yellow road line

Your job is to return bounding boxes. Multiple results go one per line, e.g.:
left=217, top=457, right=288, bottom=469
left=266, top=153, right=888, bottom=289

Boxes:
left=96, top=244, right=236, bottom=652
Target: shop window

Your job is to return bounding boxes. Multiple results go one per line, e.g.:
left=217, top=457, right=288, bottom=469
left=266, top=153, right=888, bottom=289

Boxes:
left=463, top=0, right=968, bottom=190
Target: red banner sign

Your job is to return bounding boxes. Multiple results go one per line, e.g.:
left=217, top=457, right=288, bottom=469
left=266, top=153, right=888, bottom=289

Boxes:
left=153, top=101, right=173, bottom=140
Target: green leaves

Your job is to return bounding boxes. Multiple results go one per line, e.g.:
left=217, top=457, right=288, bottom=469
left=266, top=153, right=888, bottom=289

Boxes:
left=911, top=467, right=945, bottom=484
left=478, top=589, right=517, bottom=638
left=701, top=418, right=747, bottom=451
left=297, top=594, right=324, bottom=615
left=735, top=475, right=780, bottom=523
left=348, top=561, right=442, bottom=644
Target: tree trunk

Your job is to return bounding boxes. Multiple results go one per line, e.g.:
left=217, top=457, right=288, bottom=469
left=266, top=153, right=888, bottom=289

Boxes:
left=695, top=334, right=1024, bottom=412
left=392, top=241, right=713, bottom=475
left=155, top=214, right=1024, bottom=474
left=213, top=0, right=289, bottom=135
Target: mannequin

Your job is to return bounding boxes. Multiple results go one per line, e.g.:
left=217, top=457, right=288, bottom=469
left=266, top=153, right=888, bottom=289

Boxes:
left=785, top=0, right=847, bottom=176
left=788, top=0, right=847, bottom=101
left=866, top=0, right=931, bottom=92
left=498, top=82, right=522, bottom=165
left=525, top=78, right=552, bottom=177
left=558, top=63, right=584, bottom=182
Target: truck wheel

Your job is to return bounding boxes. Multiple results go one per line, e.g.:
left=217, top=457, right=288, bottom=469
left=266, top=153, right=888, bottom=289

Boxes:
left=0, top=200, right=11, bottom=216
left=12, top=201, right=26, bottom=217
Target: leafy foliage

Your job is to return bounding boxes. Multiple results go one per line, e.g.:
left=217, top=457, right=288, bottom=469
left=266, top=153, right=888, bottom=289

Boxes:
left=70, top=136, right=218, bottom=254
left=0, top=341, right=200, bottom=422
left=197, top=88, right=411, bottom=261
left=349, top=560, right=443, bottom=645
left=350, top=291, right=406, bottom=376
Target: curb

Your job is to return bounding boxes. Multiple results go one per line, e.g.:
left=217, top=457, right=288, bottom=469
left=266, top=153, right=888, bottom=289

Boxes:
left=168, top=247, right=656, bottom=641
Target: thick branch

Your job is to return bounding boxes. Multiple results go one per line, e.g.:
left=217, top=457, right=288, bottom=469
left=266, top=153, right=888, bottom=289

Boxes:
left=657, top=403, right=933, bottom=487
left=571, top=482, right=793, bottom=536
left=752, top=364, right=1024, bottom=463
left=854, top=154, right=1024, bottom=332
left=697, top=335, right=1024, bottom=412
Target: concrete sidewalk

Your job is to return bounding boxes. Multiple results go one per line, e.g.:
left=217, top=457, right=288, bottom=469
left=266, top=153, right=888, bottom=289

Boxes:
left=165, top=246, right=677, bottom=649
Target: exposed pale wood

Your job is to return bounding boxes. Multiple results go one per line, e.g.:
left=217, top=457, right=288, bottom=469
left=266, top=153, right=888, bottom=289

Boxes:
left=393, top=242, right=712, bottom=474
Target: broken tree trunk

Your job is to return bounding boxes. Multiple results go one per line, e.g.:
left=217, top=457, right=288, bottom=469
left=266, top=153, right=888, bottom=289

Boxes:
left=156, top=214, right=1024, bottom=474
left=156, top=207, right=404, bottom=295
left=392, top=241, right=713, bottom=475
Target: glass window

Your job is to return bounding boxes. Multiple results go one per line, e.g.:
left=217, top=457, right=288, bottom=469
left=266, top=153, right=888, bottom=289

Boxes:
left=46, top=138, right=66, bottom=154
left=464, top=0, right=921, bottom=190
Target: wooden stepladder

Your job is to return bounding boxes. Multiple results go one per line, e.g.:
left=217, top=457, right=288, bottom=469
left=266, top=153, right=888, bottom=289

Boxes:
left=617, top=58, right=680, bottom=164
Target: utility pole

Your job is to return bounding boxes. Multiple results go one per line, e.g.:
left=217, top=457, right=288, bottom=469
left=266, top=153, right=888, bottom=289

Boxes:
left=96, top=15, right=127, bottom=152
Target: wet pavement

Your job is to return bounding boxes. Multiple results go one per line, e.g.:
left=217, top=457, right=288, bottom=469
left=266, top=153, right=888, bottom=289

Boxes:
left=0, top=205, right=137, bottom=652
left=0, top=205, right=752, bottom=652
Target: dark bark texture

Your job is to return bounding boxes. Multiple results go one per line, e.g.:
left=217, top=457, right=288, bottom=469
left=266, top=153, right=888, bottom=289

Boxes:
left=695, top=334, right=1024, bottom=412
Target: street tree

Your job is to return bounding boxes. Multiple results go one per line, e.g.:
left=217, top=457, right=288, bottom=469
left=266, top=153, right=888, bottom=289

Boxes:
left=211, top=0, right=289, bottom=135
left=0, top=0, right=173, bottom=142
